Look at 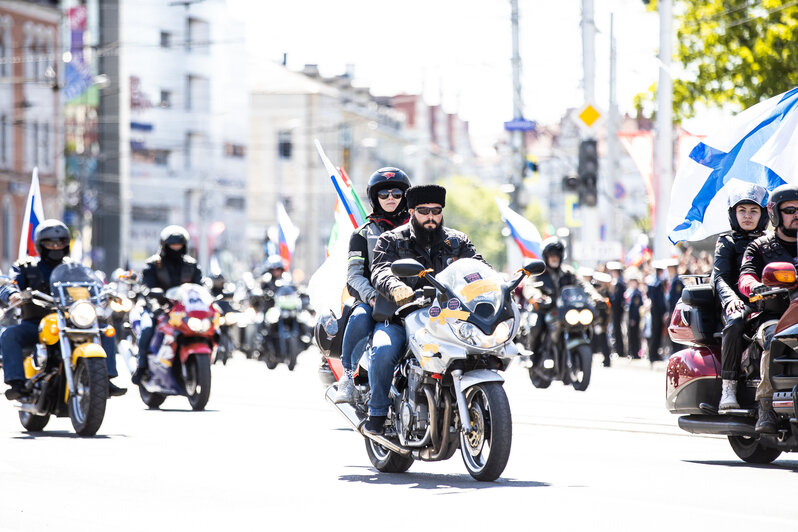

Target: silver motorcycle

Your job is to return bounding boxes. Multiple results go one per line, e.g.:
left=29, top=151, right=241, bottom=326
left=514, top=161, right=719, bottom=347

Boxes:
left=325, top=257, right=545, bottom=481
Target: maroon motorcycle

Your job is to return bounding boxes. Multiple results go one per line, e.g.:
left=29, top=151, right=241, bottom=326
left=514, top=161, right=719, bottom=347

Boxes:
left=666, top=262, right=798, bottom=464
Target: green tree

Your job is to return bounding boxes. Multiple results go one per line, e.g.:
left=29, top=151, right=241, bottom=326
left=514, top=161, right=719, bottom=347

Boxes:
left=437, top=175, right=508, bottom=270
left=640, top=0, right=798, bottom=120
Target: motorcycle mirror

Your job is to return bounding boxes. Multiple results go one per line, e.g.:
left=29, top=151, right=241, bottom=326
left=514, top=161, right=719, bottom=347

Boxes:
left=391, top=259, right=426, bottom=278
left=522, top=260, right=546, bottom=277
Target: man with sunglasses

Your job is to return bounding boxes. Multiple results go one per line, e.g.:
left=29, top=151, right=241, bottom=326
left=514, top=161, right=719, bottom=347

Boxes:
left=739, top=183, right=798, bottom=432
left=0, top=219, right=126, bottom=400
left=364, top=184, right=488, bottom=434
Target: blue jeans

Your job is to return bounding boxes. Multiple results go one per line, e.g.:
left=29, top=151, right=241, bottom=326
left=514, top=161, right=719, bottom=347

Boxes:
left=341, top=303, right=374, bottom=372
left=1, top=319, right=118, bottom=383
left=367, top=321, right=406, bottom=416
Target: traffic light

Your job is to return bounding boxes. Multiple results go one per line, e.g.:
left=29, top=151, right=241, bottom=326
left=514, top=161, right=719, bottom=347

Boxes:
left=578, top=139, right=598, bottom=207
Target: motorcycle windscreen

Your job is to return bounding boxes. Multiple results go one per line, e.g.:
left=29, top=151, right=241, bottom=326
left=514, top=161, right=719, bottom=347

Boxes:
left=50, top=262, right=103, bottom=302
left=165, top=283, right=216, bottom=312
left=434, top=258, right=503, bottom=316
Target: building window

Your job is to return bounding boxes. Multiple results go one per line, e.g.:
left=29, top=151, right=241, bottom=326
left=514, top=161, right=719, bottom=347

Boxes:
left=159, top=90, right=172, bottom=108
left=41, top=122, right=49, bottom=169
left=160, top=31, right=172, bottom=48
left=2, top=195, right=13, bottom=267
left=0, top=115, right=7, bottom=167
left=186, top=75, right=209, bottom=112
left=186, top=17, right=209, bottom=53
left=224, top=142, right=245, bottom=158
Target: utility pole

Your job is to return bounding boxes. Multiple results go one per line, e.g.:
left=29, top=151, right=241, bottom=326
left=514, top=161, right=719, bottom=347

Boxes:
left=654, top=0, right=673, bottom=259
left=580, top=0, right=599, bottom=251
left=607, top=13, right=620, bottom=245
left=510, top=0, right=525, bottom=211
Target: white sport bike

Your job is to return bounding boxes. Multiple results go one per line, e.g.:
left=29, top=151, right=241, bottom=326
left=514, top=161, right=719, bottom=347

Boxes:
left=325, top=257, right=545, bottom=481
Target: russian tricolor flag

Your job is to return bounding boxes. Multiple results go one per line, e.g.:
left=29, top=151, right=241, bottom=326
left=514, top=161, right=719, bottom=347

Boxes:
left=276, top=201, right=299, bottom=269
left=18, top=168, right=45, bottom=260
left=314, top=139, right=368, bottom=229
left=496, top=198, right=543, bottom=259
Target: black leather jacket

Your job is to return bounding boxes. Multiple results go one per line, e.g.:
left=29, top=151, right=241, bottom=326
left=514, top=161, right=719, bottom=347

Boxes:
left=712, top=230, right=762, bottom=311
left=371, top=223, right=487, bottom=300
left=739, top=233, right=798, bottom=283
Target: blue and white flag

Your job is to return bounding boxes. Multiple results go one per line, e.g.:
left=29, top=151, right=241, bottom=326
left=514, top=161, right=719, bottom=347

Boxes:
left=668, top=86, right=798, bottom=243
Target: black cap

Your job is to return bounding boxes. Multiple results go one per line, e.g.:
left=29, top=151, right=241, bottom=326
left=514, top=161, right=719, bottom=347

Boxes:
left=406, top=184, right=446, bottom=209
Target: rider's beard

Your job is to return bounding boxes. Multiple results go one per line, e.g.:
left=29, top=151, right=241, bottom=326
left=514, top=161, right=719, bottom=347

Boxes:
left=411, top=215, right=444, bottom=248
left=781, top=225, right=798, bottom=238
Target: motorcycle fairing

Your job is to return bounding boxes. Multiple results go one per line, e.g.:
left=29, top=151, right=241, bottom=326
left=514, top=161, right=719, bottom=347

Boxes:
left=178, top=340, right=212, bottom=363
left=666, top=346, right=721, bottom=414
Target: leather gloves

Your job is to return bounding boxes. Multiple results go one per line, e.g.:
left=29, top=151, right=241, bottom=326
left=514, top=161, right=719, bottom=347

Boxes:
left=391, top=285, right=414, bottom=306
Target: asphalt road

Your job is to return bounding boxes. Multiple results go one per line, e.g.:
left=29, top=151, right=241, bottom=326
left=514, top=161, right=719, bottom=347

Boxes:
left=1, top=350, right=797, bottom=531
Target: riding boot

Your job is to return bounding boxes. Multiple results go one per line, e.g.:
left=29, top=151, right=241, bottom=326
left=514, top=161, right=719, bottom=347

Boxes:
left=755, top=398, right=778, bottom=434
left=718, top=379, right=739, bottom=411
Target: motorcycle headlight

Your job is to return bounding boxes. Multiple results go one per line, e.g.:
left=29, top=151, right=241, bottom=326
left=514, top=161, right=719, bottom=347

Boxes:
left=110, top=297, right=133, bottom=313
left=454, top=322, right=477, bottom=345
left=565, top=309, right=580, bottom=325
left=277, top=296, right=300, bottom=310
left=492, top=320, right=513, bottom=344
left=578, top=309, right=594, bottom=325
left=69, top=301, right=98, bottom=328
left=266, top=307, right=280, bottom=324
left=187, top=317, right=212, bottom=333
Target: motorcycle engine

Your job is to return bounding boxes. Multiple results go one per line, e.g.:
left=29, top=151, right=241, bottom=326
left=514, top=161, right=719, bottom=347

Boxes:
left=395, top=364, right=430, bottom=446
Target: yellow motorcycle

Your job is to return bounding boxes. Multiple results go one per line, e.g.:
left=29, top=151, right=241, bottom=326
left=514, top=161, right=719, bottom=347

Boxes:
left=11, top=263, right=114, bottom=436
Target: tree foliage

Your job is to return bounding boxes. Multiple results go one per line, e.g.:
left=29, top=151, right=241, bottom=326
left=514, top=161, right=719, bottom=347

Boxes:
left=642, top=0, right=798, bottom=120
left=437, top=175, right=508, bottom=271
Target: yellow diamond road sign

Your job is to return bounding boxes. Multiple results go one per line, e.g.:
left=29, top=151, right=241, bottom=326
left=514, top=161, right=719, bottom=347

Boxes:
left=578, top=104, right=601, bottom=128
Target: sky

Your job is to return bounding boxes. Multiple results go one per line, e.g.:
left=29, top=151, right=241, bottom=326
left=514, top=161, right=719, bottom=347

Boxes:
left=228, top=0, right=662, bottom=155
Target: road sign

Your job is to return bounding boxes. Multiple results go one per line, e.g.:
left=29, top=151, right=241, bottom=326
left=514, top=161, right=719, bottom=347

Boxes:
left=577, top=104, right=601, bottom=128
left=504, top=119, right=537, bottom=132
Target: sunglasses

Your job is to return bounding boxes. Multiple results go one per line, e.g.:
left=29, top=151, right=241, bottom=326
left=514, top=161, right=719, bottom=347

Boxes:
left=415, top=206, right=442, bottom=216
left=40, top=239, right=68, bottom=250
left=780, top=207, right=798, bottom=215
left=377, top=189, right=403, bottom=200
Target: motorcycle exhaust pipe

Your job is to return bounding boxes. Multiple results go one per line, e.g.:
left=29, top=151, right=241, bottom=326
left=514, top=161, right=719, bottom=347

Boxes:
left=678, top=415, right=757, bottom=436
left=324, top=385, right=410, bottom=456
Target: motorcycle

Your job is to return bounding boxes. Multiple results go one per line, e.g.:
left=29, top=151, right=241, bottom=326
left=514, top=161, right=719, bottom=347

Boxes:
left=128, top=283, right=218, bottom=411
left=323, top=257, right=546, bottom=481
left=259, top=281, right=314, bottom=370
left=526, top=284, right=596, bottom=391
left=666, top=262, right=798, bottom=464
left=4, top=263, right=114, bottom=436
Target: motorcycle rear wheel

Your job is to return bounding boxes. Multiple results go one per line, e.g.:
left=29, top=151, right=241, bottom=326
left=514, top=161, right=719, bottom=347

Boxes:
left=19, top=411, right=50, bottom=432
left=69, top=358, right=108, bottom=437
left=186, top=355, right=212, bottom=411
left=569, top=344, right=593, bottom=391
left=728, top=435, right=782, bottom=464
left=460, top=382, right=512, bottom=481
left=365, top=438, right=414, bottom=473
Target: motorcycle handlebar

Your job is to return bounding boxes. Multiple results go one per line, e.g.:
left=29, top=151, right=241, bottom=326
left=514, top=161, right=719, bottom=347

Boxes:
left=748, top=286, right=790, bottom=302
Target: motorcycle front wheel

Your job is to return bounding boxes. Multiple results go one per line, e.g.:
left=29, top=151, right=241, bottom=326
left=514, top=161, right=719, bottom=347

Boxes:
left=569, top=344, right=593, bottom=391
left=139, top=386, right=166, bottom=409
left=460, top=382, right=512, bottom=481
left=69, top=357, right=108, bottom=436
left=364, top=438, right=414, bottom=473
left=185, top=355, right=212, bottom=411
left=728, top=435, right=782, bottom=464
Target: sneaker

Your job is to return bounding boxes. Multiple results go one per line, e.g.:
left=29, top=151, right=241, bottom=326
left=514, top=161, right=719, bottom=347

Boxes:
left=755, top=402, right=778, bottom=434
left=108, top=379, right=128, bottom=397
left=363, top=415, right=387, bottom=435
left=718, top=379, right=739, bottom=411
left=5, top=381, right=30, bottom=401
left=333, top=376, right=358, bottom=404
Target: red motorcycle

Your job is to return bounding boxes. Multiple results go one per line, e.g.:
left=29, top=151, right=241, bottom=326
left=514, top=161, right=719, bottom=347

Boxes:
left=666, top=262, right=798, bottom=464
left=136, top=283, right=218, bottom=411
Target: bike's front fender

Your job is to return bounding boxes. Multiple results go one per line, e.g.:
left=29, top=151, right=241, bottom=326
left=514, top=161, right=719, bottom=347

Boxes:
left=178, top=340, right=212, bottom=364
left=71, top=342, right=107, bottom=367
left=460, top=369, right=504, bottom=391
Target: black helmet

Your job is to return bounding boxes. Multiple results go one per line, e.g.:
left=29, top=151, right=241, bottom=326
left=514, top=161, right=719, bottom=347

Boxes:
left=767, top=184, right=798, bottom=228
left=727, top=182, right=768, bottom=233
left=541, top=237, right=565, bottom=259
left=34, top=219, right=70, bottom=264
left=366, top=167, right=411, bottom=211
left=264, top=254, right=285, bottom=272
left=159, top=225, right=189, bottom=255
